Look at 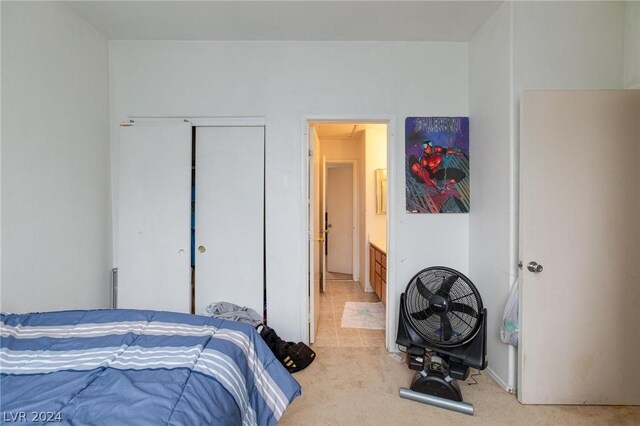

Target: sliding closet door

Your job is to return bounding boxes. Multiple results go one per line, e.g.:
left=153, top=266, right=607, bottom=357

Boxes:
left=195, top=126, right=264, bottom=316
left=117, top=122, right=192, bottom=312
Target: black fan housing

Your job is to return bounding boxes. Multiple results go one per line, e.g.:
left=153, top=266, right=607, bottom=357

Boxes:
left=397, top=266, right=487, bottom=371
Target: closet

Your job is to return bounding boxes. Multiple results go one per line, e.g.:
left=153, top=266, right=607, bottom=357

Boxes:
left=116, top=120, right=265, bottom=316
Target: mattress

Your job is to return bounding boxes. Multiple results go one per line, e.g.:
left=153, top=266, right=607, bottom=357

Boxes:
left=0, top=309, right=301, bottom=425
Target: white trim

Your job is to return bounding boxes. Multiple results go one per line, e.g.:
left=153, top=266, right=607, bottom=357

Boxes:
left=507, top=1, right=519, bottom=393
left=486, top=366, right=516, bottom=394
left=301, top=114, right=397, bottom=351
left=385, top=119, right=397, bottom=352
left=189, top=117, right=266, bottom=127
left=127, top=116, right=266, bottom=127
left=325, top=160, right=359, bottom=281
left=121, top=118, right=189, bottom=126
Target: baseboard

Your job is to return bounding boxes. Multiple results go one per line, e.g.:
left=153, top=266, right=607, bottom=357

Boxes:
left=485, top=367, right=515, bottom=394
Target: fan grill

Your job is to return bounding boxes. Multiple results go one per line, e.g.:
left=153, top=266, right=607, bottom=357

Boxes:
left=405, top=268, right=481, bottom=346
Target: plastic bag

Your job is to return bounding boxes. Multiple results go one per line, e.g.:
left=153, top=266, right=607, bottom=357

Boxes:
left=500, top=278, right=519, bottom=346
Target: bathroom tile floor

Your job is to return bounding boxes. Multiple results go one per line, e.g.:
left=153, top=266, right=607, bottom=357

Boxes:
left=312, top=280, right=386, bottom=348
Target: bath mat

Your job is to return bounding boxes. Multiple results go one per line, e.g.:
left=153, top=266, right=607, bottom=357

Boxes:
left=340, top=302, right=385, bottom=330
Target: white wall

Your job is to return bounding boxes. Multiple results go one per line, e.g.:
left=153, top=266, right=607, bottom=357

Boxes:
left=469, top=0, right=625, bottom=390
left=1, top=2, right=111, bottom=312
left=109, top=41, right=469, bottom=342
left=363, top=125, right=387, bottom=291
left=364, top=125, right=387, bottom=245
left=625, top=1, right=640, bottom=89
left=357, top=130, right=368, bottom=290
left=320, top=137, right=362, bottom=160
left=514, top=1, right=625, bottom=94
left=469, top=1, right=514, bottom=389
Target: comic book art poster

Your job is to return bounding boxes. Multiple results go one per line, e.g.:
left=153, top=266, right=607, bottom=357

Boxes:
left=406, top=117, right=470, bottom=213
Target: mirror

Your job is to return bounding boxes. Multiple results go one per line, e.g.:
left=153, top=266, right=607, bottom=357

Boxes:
left=375, top=169, right=387, bottom=214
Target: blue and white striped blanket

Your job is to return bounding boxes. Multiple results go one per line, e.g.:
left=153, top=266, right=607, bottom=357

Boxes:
left=0, top=309, right=301, bottom=425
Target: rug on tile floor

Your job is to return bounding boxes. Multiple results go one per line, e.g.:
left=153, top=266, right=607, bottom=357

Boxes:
left=340, top=302, right=385, bottom=329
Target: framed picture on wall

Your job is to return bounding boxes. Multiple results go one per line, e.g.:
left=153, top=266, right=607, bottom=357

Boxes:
left=405, top=117, right=470, bottom=213
left=375, top=168, right=387, bottom=214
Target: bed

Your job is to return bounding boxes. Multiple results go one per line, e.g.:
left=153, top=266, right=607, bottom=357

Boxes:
left=0, top=309, right=301, bottom=425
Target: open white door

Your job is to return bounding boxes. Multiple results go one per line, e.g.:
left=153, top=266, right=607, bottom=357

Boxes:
left=321, top=156, right=328, bottom=292
left=308, top=125, right=320, bottom=343
left=117, top=121, right=191, bottom=312
left=194, top=126, right=265, bottom=316
left=519, top=90, right=640, bottom=404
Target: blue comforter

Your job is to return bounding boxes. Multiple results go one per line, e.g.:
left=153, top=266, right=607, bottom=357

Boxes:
left=0, top=309, right=301, bottom=425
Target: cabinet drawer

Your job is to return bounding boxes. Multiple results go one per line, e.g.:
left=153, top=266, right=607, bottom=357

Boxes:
left=375, top=249, right=382, bottom=263
left=374, top=274, right=382, bottom=299
left=375, top=262, right=382, bottom=276
left=381, top=279, right=386, bottom=305
left=381, top=253, right=386, bottom=267
left=369, top=247, right=376, bottom=288
left=381, top=266, right=386, bottom=282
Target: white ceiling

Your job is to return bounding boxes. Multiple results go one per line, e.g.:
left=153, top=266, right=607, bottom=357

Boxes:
left=65, top=1, right=503, bottom=42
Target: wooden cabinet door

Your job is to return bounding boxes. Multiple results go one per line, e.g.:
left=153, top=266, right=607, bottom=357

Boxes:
left=369, top=246, right=375, bottom=289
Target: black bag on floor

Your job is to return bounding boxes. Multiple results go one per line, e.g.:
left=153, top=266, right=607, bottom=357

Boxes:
left=258, top=324, right=316, bottom=373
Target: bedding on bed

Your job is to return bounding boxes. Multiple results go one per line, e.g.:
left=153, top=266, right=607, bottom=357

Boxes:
left=0, top=309, right=301, bottom=425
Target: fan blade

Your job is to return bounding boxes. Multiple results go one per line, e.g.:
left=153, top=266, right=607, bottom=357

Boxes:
left=410, top=307, right=434, bottom=321
left=440, top=315, right=454, bottom=341
left=436, top=274, right=459, bottom=298
left=415, top=276, right=435, bottom=301
left=449, top=302, right=478, bottom=318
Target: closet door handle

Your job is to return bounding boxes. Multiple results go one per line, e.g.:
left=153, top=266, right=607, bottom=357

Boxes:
left=198, top=245, right=206, bottom=254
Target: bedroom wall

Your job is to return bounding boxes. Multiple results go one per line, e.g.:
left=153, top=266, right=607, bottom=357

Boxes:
left=109, top=41, right=470, bottom=342
left=469, top=1, right=514, bottom=391
left=625, top=1, right=640, bottom=89
left=469, top=0, right=625, bottom=391
left=1, top=2, right=111, bottom=312
left=513, top=1, right=625, bottom=95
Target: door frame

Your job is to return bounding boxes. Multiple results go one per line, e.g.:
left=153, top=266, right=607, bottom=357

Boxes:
left=324, top=160, right=359, bottom=282
left=302, top=114, right=397, bottom=350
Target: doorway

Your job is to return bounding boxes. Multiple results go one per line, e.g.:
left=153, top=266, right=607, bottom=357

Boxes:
left=325, top=162, right=358, bottom=285
left=307, top=121, right=389, bottom=347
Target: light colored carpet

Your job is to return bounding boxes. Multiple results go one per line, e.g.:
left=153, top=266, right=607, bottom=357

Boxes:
left=279, top=346, right=640, bottom=425
left=340, top=302, right=385, bottom=330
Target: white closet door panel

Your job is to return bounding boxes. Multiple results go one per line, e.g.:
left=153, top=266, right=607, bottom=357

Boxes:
left=195, top=126, right=264, bottom=316
left=118, top=122, right=191, bottom=313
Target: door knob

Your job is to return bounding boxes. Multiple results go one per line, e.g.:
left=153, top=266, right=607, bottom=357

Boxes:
left=527, top=261, right=543, bottom=273
left=198, top=245, right=206, bottom=254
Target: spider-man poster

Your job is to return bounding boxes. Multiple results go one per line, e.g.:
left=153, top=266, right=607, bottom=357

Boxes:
left=406, top=117, right=470, bottom=213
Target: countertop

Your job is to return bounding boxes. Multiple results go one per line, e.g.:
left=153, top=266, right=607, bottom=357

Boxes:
left=369, top=239, right=386, bottom=254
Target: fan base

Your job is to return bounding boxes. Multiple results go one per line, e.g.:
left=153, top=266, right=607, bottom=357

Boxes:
left=399, top=387, right=474, bottom=416
left=410, top=371, right=463, bottom=402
